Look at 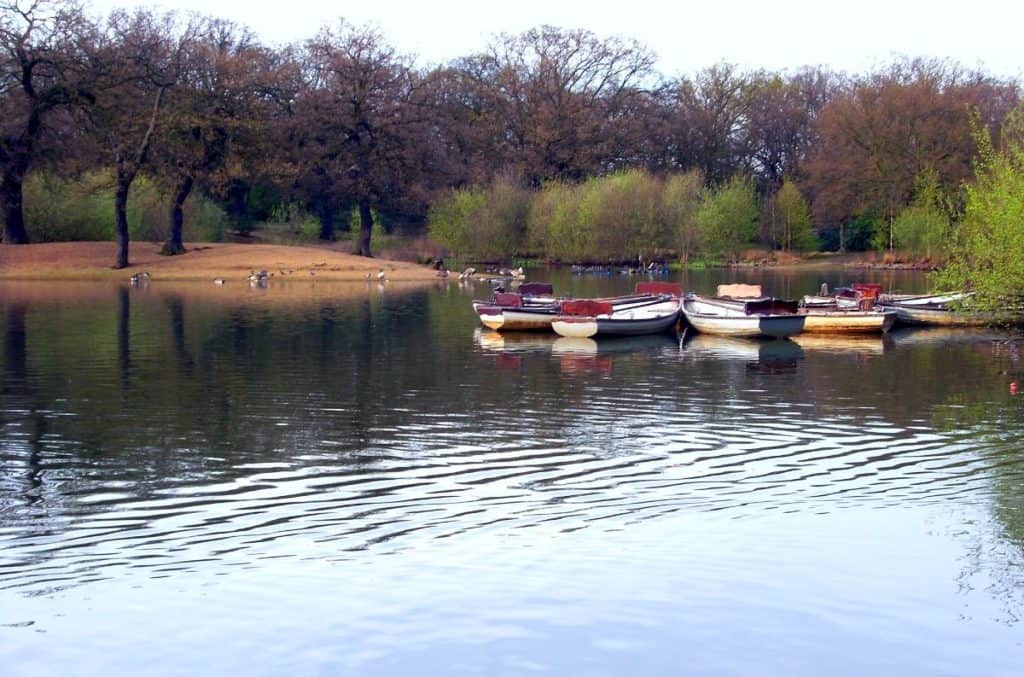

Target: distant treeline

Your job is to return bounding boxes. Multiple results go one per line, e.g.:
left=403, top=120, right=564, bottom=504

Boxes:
left=1, top=0, right=1022, bottom=269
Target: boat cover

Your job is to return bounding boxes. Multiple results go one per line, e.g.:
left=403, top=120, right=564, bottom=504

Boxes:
left=493, top=292, right=523, bottom=307
left=635, top=281, right=682, bottom=297
left=560, top=300, right=615, bottom=317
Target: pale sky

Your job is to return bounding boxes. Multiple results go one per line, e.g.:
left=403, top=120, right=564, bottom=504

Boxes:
left=89, top=0, right=1024, bottom=78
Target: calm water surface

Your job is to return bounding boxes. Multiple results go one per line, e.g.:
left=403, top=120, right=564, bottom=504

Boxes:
left=2, top=268, right=1023, bottom=675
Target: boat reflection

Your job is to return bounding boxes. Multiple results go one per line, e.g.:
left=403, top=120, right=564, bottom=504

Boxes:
left=474, top=330, right=681, bottom=374
left=551, top=333, right=679, bottom=355
left=791, top=332, right=892, bottom=355
left=681, top=334, right=805, bottom=373
left=889, top=326, right=1008, bottom=347
left=474, top=329, right=561, bottom=354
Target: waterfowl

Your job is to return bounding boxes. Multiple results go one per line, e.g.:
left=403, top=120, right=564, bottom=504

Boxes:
left=377, top=269, right=386, bottom=281
left=213, top=278, right=225, bottom=285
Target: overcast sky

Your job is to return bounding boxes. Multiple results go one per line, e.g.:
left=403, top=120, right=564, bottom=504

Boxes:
left=89, top=0, right=1023, bottom=78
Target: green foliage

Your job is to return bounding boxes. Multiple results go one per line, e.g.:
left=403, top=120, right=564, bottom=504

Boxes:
left=773, top=180, right=817, bottom=251
left=427, top=176, right=532, bottom=260
left=933, top=107, right=1024, bottom=309
left=889, top=169, right=952, bottom=259
left=575, top=169, right=663, bottom=260
left=16, top=171, right=227, bottom=243
left=696, top=175, right=759, bottom=261
left=527, top=181, right=587, bottom=261
left=438, top=169, right=789, bottom=263
left=660, top=170, right=703, bottom=262
left=24, top=172, right=115, bottom=241
left=826, top=216, right=877, bottom=252
left=526, top=170, right=670, bottom=262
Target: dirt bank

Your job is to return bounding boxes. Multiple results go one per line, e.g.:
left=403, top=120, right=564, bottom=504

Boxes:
left=0, top=242, right=443, bottom=282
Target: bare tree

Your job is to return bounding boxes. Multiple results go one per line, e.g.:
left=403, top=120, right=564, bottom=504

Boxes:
left=85, top=9, right=191, bottom=267
left=0, top=0, right=96, bottom=243
left=457, top=26, right=655, bottom=184
left=295, top=21, right=426, bottom=256
left=153, top=17, right=267, bottom=255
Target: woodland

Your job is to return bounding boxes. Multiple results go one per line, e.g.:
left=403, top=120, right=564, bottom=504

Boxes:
left=2, top=0, right=1023, bottom=291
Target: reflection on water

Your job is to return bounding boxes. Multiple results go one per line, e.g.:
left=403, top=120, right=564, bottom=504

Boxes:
left=2, top=270, right=1024, bottom=674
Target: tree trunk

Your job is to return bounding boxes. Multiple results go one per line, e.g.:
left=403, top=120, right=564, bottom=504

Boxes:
left=318, top=205, right=336, bottom=241
left=161, top=175, right=194, bottom=256
left=116, top=85, right=164, bottom=264
left=113, top=172, right=132, bottom=269
left=226, top=180, right=250, bottom=233
left=1, top=173, right=29, bottom=244
left=355, top=199, right=373, bottom=257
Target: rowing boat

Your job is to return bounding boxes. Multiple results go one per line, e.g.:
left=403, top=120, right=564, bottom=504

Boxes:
left=681, top=294, right=805, bottom=339
left=550, top=296, right=682, bottom=338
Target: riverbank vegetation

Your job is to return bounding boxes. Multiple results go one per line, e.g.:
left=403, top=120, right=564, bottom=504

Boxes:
left=1, top=1, right=1022, bottom=287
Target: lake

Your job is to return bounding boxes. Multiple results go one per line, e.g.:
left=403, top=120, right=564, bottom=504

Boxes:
left=2, top=267, right=1023, bottom=675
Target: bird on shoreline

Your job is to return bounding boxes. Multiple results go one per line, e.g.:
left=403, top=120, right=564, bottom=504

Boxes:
left=377, top=269, right=386, bottom=281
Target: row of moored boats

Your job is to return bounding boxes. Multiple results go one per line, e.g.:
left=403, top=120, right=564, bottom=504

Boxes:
left=472, top=282, right=1007, bottom=339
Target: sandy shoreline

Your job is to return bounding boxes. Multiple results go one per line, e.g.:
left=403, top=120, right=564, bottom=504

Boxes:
left=0, top=242, right=444, bottom=282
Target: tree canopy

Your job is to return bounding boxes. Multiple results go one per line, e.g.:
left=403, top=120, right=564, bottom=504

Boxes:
left=0, top=1, right=1021, bottom=267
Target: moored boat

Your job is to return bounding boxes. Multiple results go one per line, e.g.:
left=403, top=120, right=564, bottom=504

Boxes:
left=683, top=296, right=805, bottom=339
left=472, top=282, right=560, bottom=331
left=550, top=295, right=682, bottom=338
left=473, top=281, right=682, bottom=332
left=800, top=307, right=896, bottom=333
left=875, top=291, right=1016, bottom=326
left=681, top=286, right=805, bottom=339
left=877, top=303, right=1001, bottom=327
left=877, top=290, right=973, bottom=306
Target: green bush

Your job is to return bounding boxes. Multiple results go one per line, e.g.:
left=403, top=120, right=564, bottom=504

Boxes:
left=889, top=170, right=951, bottom=259
left=429, top=176, right=531, bottom=260
left=528, top=181, right=587, bottom=261
left=24, top=172, right=116, bottom=241
left=14, top=171, right=228, bottom=243
left=576, top=169, right=664, bottom=261
left=934, top=107, right=1024, bottom=308
left=661, top=170, right=703, bottom=262
left=769, top=180, right=817, bottom=252
left=696, top=175, right=759, bottom=261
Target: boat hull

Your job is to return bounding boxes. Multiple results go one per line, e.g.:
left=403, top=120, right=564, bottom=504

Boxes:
left=801, top=309, right=896, bottom=333
left=473, top=291, right=679, bottom=333
left=878, top=304, right=999, bottom=327
left=683, top=312, right=805, bottom=338
left=472, top=302, right=556, bottom=331
left=682, top=296, right=805, bottom=338
left=551, top=310, right=680, bottom=338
